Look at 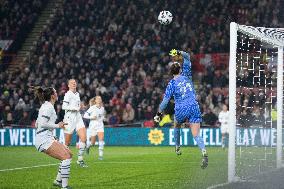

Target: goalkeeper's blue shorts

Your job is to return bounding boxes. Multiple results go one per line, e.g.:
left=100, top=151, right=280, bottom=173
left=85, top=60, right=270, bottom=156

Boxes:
left=174, top=104, right=202, bottom=124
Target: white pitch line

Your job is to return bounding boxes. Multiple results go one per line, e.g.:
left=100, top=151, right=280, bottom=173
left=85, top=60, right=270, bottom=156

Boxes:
left=0, top=163, right=59, bottom=172
left=95, top=161, right=197, bottom=164
left=206, top=182, right=230, bottom=189
left=0, top=161, right=219, bottom=172
left=94, top=161, right=220, bottom=164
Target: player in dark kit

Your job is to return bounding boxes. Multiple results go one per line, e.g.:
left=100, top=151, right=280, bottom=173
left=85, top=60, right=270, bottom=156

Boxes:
left=154, top=49, right=208, bottom=169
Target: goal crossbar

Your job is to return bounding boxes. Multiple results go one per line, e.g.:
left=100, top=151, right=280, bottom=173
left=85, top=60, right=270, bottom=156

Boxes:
left=238, top=24, right=284, bottom=46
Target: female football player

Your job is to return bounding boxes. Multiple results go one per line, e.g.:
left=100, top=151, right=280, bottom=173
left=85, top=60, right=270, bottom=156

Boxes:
left=84, top=96, right=105, bottom=160
left=33, top=86, right=72, bottom=189
left=62, top=79, right=87, bottom=167
left=218, top=104, right=229, bottom=148
left=154, top=49, right=208, bottom=169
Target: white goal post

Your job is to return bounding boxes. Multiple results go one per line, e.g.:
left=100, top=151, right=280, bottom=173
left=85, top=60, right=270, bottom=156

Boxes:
left=229, top=22, right=284, bottom=182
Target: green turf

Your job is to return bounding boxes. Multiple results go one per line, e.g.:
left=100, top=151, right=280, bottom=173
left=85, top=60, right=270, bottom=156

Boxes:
left=0, top=146, right=227, bottom=189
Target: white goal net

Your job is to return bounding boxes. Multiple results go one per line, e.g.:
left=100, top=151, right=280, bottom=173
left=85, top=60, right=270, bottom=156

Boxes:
left=229, top=22, right=284, bottom=182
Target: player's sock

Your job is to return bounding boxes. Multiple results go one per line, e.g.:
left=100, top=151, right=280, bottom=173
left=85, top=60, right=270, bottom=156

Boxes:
left=86, top=143, right=91, bottom=149
left=78, top=142, right=86, bottom=161
left=56, top=161, right=62, bottom=182
left=174, top=128, right=181, bottom=147
left=222, top=137, right=225, bottom=148
left=194, top=136, right=206, bottom=151
left=98, top=140, right=104, bottom=158
left=86, top=143, right=92, bottom=155
left=61, top=158, right=71, bottom=188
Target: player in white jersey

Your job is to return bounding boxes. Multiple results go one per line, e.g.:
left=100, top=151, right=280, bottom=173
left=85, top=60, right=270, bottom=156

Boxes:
left=62, top=79, right=87, bottom=167
left=84, top=96, right=105, bottom=160
left=33, top=86, right=72, bottom=189
left=218, top=104, right=229, bottom=148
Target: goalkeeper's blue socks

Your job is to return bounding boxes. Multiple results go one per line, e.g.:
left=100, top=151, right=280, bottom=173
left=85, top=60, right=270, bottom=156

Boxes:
left=174, top=128, right=181, bottom=147
left=194, top=136, right=206, bottom=151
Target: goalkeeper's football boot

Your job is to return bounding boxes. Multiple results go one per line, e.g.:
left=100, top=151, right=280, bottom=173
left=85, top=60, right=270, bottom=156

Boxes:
left=175, top=146, right=182, bottom=156
left=53, top=180, right=62, bottom=188
left=201, top=150, right=208, bottom=169
left=77, top=160, right=88, bottom=168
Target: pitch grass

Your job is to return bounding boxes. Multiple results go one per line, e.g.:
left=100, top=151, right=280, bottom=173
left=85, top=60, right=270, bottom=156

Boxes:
left=0, top=146, right=227, bottom=189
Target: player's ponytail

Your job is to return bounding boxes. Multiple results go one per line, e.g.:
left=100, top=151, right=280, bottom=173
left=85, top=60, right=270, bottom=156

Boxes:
left=31, top=86, right=45, bottom=104
left=30, top=86, right=55, bottom=104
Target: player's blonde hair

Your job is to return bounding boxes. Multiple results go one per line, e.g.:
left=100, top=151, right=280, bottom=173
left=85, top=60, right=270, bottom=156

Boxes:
left=89, top=97, right=96, bottom=106
left=95, top=96, right=103, bottom=105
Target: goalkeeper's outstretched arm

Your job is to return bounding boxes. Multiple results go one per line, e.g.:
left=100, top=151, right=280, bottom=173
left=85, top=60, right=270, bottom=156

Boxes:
left=154, top=80, right=174, bottom=122
left=179, top=51, right=190, bottom=61
left=179, top=51, right=192, bottom=77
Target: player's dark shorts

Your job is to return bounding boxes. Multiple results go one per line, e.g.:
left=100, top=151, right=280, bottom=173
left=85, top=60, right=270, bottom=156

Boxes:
left=174, top=104, right=202, bottom=124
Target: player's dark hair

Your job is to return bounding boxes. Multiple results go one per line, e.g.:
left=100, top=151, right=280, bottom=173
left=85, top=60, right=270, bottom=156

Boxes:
left=170, top=62, right=181, bottom=75
left=32, top=86, right=55, bottom=104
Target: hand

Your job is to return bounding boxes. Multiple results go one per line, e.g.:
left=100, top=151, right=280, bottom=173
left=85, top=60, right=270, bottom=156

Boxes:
left=169, top=49, right=181, bottom=57
left=154, top=112, right=163, bottom=123
left=92, top=116, right=97, bottom=120
left=58, top=122, right=68, bottom=129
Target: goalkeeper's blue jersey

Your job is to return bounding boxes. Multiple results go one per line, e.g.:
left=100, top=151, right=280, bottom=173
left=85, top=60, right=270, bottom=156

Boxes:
left=159, top=51, right=201, bottom=123
left=159, top=51, right=197, bottom=111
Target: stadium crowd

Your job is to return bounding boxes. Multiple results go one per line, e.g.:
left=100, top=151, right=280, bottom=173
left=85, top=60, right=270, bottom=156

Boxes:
left=0, top=0, right=48, bottom=51
left=0, top=0, right=283, bottom=127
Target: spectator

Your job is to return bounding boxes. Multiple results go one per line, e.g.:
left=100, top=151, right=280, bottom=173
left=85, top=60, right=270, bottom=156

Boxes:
left=18, top=111, right=32, bottom=126
left=203, top=109, right=218, bottom=126
left=0, top=0, right=47, bottom=53
left=122, top=104, right=135, bottom=123
left=144, top=106, right=154, bottom=121
left=239, top=109, right=254, bottom=127
left=0, top=0, right=282, bottom=127
left=15, top=98, right=26, bottom=111
left=135, top=105, right=144, bottom=121
left=5, top=112, right=13, bottom=126
left=109, top=110, right=119, bottom=126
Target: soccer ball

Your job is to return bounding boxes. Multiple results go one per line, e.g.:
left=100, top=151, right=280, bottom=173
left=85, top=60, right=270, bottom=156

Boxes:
left=158, top=11, right=173, bottom=25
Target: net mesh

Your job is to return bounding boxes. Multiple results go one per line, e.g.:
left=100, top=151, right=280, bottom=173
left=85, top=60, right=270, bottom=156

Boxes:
left=235, top=31, right=280, bottom=179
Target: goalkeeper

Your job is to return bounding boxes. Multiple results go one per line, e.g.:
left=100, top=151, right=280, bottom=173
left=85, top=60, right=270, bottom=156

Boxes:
left=154, top=49, right=208, bottom=169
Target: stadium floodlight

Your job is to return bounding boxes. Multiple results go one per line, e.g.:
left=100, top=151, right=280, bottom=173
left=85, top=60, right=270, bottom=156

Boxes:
left=229, top=22, right=284, bottom=182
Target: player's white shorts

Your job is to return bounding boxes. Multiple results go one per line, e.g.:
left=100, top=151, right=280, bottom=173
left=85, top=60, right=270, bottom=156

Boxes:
left=64, top=111, right=85, bottom=134
left=35, top=132, right=55, bottom=152
left=89, top=124, right=104, bottom=136
left=221, top=125, right=229, bottom=134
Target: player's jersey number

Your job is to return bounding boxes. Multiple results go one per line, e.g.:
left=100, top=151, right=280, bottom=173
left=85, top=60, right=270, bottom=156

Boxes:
left=177, top=81, right=192, bottom=98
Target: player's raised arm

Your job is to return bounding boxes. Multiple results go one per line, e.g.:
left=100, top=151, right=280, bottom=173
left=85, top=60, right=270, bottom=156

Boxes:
left=169, top=49, right=192, bottom=77
left=179, top=51, right=192, bottom=77
left=179, top=51, right=190, bottom=61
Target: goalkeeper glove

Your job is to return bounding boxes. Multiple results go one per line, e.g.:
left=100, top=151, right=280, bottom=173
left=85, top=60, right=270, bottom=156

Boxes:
left=169, top=49, right=181, bottom=57
left=154, top=112, right=163, bottom=123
